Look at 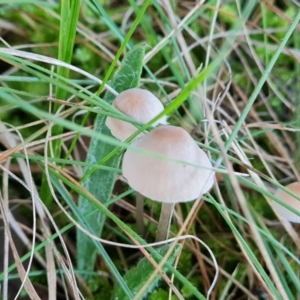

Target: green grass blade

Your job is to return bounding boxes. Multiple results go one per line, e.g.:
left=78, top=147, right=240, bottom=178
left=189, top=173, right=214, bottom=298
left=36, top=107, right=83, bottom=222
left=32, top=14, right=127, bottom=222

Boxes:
left=293, top=24, right=300, bottom=167
left=40, top=0, right=81, bottom=207
left=54, top=0, right=82, bottom=153
left=265, top=244, right=295, bottom=299
left=76, top=44, right=146, bottom=283
left=86, top=0, right=125, bottom=42
left=275, top=248, right=300, bottom=296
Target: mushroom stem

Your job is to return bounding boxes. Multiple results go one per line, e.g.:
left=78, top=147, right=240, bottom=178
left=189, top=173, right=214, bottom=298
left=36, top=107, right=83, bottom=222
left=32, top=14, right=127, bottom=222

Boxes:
left=155, top=203, right=175, bottom=242
left=136, top=192, right=144, bottom=236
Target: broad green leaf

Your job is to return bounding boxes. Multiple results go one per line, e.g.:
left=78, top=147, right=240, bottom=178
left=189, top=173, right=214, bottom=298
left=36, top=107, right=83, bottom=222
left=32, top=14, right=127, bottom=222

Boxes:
left=112, top=244, right=182, bottom=300
left=76, top=44, right=147, bottom=281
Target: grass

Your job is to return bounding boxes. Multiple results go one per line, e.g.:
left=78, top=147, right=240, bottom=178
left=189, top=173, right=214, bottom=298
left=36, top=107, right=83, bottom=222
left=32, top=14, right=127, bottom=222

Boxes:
left=0, top=0, right=300, bottom=299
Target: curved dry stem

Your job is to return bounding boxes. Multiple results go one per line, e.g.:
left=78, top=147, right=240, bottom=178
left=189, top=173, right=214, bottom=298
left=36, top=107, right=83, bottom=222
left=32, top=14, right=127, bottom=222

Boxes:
left=155, top=203, right=175, bottom=242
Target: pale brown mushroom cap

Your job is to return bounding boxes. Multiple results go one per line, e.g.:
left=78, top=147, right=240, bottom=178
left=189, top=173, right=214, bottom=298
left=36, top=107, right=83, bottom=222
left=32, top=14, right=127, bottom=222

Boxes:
left=105, top=88, right=167, bottom=141
left=122, top=125, right=215, bottom=203
left=272, top=182, right=300, bottom=223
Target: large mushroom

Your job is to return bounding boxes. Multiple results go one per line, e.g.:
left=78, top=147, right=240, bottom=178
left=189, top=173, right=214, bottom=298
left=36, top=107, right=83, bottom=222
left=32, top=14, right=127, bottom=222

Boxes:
left=122, top=125, right=215, bottom=241
left=105, top=88, right=167, bottom=141
left=272, top=182, right=300, bottom=223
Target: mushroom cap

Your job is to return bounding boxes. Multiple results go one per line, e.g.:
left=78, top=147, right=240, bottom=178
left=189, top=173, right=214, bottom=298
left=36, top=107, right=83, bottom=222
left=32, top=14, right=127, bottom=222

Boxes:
left=122, top=125, right=215, bottom=203
left=272, top=182, right=300, bottom=223
left=105, top=88, right=168, bottom=141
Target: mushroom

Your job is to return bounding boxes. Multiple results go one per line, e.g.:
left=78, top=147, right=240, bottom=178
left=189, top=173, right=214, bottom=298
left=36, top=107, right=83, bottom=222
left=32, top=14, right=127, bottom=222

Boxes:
left=105, top=88, right=168, bottom=141
left=122, top=125, right=215, bottom=242
left=272, top=182, right=300, bottom=223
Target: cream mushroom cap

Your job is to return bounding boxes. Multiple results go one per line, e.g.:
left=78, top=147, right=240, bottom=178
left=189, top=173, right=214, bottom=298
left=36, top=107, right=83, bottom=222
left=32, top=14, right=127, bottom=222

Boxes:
left=122, top=125, right=215, bottom=203
left=272, top=182, right=300, bottom=223
left=105, top=88, right=168, bottom=141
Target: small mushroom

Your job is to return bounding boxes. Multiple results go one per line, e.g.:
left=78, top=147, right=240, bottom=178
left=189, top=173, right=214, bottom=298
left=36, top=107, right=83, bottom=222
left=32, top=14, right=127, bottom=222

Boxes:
left=122, top=125, right=215, bottom=241
left=105, top=88, right=168, bottom=141
left=272, top=182, right=300, bottom=223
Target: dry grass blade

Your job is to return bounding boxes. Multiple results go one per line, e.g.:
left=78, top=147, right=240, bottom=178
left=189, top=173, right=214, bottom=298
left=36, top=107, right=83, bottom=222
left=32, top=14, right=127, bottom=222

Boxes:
left=2, top=159, right=11, bottom=300
left=0, top=193, right=41, bottom=300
